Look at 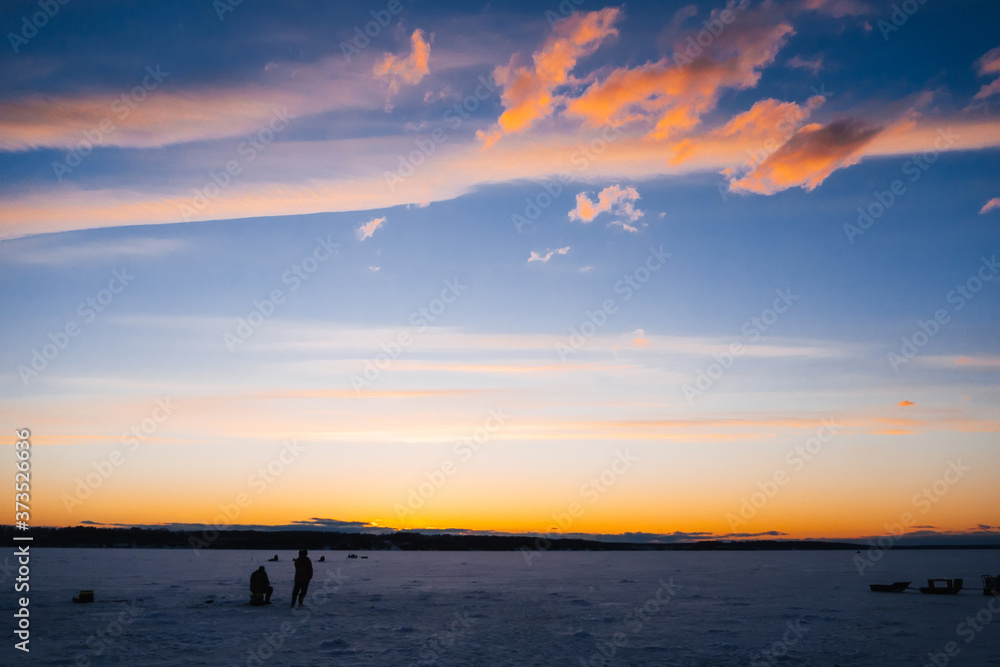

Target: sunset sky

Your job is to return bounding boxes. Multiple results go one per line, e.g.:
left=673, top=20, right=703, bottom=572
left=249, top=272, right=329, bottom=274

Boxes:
left=1, top=0, right=998, bottom=543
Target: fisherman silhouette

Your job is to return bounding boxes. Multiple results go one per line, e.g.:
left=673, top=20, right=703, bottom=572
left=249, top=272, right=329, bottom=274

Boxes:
left=250, top=566, right=273, bottom=605
left=291, top=549, right=313, bottom=608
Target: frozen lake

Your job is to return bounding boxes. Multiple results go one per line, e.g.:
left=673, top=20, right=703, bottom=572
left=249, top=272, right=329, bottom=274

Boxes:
left=7, top=547, right=1000, bottom=666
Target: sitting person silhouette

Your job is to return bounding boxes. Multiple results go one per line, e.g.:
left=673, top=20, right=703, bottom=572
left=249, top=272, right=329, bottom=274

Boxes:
left=250, top=566, right=273, bottom=604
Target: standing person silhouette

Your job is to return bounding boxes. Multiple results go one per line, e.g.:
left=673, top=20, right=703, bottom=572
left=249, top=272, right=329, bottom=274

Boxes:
left=291, top=549, right=313, bottom=608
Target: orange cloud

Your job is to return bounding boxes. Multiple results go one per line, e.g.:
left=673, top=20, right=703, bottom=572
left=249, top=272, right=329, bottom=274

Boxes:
left=568, top=184, right=643, bottom=231
left=974, top=45, right=1000, bottom=100
left=728, top=117, right=883, bottom=194
left=356, top=216, right=385, bottom=241
left=670, top=96, right=823, bottom=166
left=955, top=355, right=1000, bottom=368
left=980, top=198, right=1000, bottom=214
left=565, top=16, right=794, bottom=140
left=479, top=7, right=620, bottom=147
left=374, top=29, right=432, bottom=102
left=630, top=329, right=649, bottom=347
left=898, top=400, right=915, bottom=406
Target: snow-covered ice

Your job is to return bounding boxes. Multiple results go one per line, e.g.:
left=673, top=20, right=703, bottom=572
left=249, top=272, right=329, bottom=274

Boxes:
left=8, top=547, right=1000, bottom=665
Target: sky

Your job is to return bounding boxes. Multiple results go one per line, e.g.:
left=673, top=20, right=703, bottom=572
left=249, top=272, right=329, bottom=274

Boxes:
left=1, top=0, right=998, bottom=544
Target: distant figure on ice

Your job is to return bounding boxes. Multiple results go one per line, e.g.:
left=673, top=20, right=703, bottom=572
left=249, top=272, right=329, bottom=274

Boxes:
left=318, top=555, right=325, bottom=562
left=268, top=554, right=279, bottom=562
left=291, top=549, right=313, bottom=608
left=250, top=566, right=273, bottom=605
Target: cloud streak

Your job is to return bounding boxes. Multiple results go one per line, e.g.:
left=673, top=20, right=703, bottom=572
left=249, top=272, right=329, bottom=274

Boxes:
left=374, top=29, right=432, bottom=105
left=356, top=216, right=386, bottom=241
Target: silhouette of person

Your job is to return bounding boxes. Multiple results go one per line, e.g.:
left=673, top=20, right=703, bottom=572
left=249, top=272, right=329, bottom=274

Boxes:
left=250, top=566, right=273, bottom=604
left=291, top=549, right=313, bottom=608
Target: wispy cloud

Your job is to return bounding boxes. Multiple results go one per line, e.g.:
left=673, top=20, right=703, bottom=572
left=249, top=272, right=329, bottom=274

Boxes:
left=799, top=0, right=873, bottom=18
left=528, top=246, right=570, bottom=263
left=1, top=237, right=187, bottom=265
left=980, top=197, right=1000, bottom=214
left=973, top=45, right=1000, bottom=100
left=374, top=29, right=432, bottom=106
left=356, top=216, right=386, bottom=241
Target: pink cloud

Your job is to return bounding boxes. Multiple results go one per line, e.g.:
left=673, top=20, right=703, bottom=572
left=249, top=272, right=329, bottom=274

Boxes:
left=528, top=246, right=570, bottom=263
left=356, top=216, right=386, bottom=241
left=569, top=185, right=643, bottom=231
left=374, top=30, right=432, bottom=104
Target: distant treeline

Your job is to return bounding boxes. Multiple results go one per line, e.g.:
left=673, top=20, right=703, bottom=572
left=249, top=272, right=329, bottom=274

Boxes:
left=3, top=526, right=996, bottom=551
left=0, top=525, right=845, bottom=551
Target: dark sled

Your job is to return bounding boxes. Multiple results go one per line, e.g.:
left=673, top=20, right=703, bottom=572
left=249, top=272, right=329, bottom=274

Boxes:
left=869, top=581, right=910, bottom=593
left=919, top=578, right=963, bottom=595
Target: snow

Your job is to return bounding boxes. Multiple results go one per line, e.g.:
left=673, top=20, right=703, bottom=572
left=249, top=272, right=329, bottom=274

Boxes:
left=8, top=547, right=1000, bottom=665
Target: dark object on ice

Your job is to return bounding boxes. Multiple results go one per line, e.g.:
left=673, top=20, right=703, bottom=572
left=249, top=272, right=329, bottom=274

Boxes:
left=869, top=581, right=911, bottom=593
left=983, top=574, right=999, bottom=595
left=318, top=555, right=325, bottom=562
left=919, top=578, right=963, bottom=595
left=291, top=549, right=313, bottom=608
left=347, top=553, right=358, bottom=559
left=361, top=556, right=368, bottom=559
left=268, top=555, right=279, bottom=562
left=73, top=590, right=94, bottom=603
left=250, top=566, right=273, bottom=605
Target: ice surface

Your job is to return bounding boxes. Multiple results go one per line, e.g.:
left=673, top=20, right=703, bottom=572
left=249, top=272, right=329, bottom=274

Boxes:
left=6, top=547, right=1000, bottom=665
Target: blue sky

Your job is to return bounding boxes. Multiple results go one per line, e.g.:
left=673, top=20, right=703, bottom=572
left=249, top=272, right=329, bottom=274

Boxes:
left=1, top=0, right=998, bottom=540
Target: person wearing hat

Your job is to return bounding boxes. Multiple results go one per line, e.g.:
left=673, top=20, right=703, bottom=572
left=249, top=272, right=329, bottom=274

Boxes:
left=250, top=566, right=273, bottom=604
left=291, top=549, right=313, bottom=608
